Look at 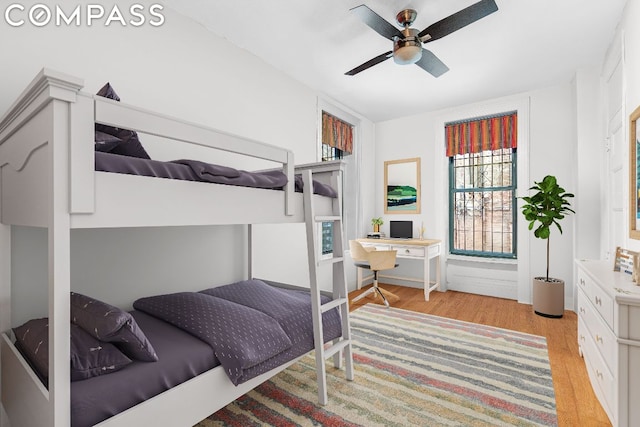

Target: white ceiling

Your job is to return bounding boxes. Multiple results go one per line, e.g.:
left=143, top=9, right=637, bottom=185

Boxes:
left=163, top=0, right=627, bottom=122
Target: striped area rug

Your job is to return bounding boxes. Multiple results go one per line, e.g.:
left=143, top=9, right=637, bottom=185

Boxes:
left=198, top=304, right=557, bottom=426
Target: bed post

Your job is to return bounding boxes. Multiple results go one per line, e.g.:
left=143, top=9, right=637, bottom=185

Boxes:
left=0, top=181, right=10, bottom=427
left=284, top=151, right=294, bottom=216
left=0, top=68, right=84, bottom=426
left=49, top=99, right=74, bottom=426
left=247, top=224, right=253, bottom=280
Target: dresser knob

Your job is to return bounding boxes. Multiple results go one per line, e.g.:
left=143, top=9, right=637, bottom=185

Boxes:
left=596, top=370, right=604, bottom=379
left=579, top=307, right=585, bottom=314
left=580, top=334, right=585, bottom=341
left=596, top=335, right=603, bottom=343
left=595, top=296, right=602, bottom=305
left=580, top=278, right=585, bottom=286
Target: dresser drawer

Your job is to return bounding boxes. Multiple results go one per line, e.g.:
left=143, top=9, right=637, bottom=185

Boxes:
left=577, top=312, right=588, bottom=355
left=393, top=246, right=425, bottom=257
left=578, top=289, right=616, bottom=373
left=581, top=323, right=616, bottom=424
left=578, top=270, right=614, bottom=329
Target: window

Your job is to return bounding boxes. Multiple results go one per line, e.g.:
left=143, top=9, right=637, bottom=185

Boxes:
left=322, top=144, right=344, bottom=162
left=321, top=111, right=352, bottom=161
left=320, top=111, right=353, bottom=258
left=446, top=112, right=517, bottom=258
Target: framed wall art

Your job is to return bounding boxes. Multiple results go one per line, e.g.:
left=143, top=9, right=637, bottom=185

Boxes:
left=630, top=105, right=640, bottom=240
left=384, top=157, right=421, bottom=214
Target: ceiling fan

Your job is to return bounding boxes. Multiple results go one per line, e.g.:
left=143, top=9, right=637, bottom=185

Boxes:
left=345, top=0, right=498, bottom=77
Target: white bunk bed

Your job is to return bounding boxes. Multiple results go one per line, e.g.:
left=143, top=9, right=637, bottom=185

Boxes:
left=0, top=69, right=354, bottom=427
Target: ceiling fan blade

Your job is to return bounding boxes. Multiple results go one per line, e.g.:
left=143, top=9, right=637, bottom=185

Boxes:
left=415, top=49, right=450, bottom=77
left=418, top=0, right=498, bottom=42
left=345, top=51, right=393, bottom=76
left=350, top=5, right=403, bottom=40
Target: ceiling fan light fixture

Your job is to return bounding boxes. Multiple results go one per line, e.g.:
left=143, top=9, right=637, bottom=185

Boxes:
left=394, top=44, right=422, bottom=65
left=393, top=32, right=422, bottom=65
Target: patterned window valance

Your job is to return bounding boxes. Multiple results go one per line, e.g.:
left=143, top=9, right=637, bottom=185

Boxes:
left=445, top=112, right=517, bottom=157
left=322, top=111, right=353, bottom=154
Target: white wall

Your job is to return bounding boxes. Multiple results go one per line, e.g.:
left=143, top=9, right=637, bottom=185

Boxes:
left=618, top=0, right=640, bottom=254
left=0, top=4, right=374, bottom=313
left=572, top=68, right=603, bottom=264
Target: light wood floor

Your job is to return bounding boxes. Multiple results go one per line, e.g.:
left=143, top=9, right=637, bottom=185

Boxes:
left=348, top=284, right=611, bottom=427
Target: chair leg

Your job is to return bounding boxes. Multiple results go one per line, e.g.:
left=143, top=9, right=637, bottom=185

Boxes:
left=351, top=285, right=377, bottom=303
left=372, top=272, right=390, bottom=308
left=377, top=287, right=400, bottom=304
left=375, top=286, right=390, bottom=308
left=351, top=270, right=397, bottom=308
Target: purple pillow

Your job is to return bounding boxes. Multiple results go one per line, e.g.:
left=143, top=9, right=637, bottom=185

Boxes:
left=13, top=318, right=132, bottom=384
left=70, top=292, right=158, bottom=362
left=95, top=130, right=123, bottom=153
left=95, top=83, right=151, bottom=160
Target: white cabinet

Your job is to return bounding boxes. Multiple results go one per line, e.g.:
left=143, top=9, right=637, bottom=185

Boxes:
left=576, top=260, right=640, bottom=426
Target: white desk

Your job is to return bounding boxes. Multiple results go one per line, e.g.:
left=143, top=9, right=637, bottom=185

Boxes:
left=356, top=238, right=441, bottom=301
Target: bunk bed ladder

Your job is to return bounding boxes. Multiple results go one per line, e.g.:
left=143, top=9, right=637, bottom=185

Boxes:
left=302, top=167, right=354, bottom=406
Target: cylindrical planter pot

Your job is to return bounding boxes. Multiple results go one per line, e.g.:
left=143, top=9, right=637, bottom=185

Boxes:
left=532, top=277, right=564, bottom=318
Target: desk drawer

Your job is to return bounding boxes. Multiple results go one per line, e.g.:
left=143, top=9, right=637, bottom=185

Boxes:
left=360, top=243, right=391, bottom=251
left=393, top=246, right=425, bottom=257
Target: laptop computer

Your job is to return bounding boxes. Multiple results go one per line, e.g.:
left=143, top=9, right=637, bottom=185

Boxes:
left=390, top=221, right=413, bottom=239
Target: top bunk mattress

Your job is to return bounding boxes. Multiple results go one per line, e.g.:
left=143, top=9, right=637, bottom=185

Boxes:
left=95, top=152, right=337, bottom=198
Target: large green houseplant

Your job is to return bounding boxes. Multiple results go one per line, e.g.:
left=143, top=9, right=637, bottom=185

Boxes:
left=521, top=175, right=574, bottom=317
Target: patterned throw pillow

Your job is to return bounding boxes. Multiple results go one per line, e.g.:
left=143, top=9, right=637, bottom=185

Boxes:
left=70, top=292, right=158, bottom=362
left=94, top=82, right=151, bottom=159
left=12, top=318, right=132, bottom=384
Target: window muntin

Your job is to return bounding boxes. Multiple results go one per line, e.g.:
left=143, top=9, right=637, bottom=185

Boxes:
left=449, top=148, right=516, bottom=258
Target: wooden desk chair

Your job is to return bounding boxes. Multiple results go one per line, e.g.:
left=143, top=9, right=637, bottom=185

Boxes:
left=349, top=240, right=399, bottom=308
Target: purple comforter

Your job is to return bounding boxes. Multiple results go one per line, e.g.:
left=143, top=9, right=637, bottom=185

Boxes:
left=95, top=152, right=338, bottom=197
left=133, top=280, right=342, bottom=385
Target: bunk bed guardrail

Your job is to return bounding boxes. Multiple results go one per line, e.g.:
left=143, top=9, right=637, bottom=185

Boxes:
left=0, top=68, right=296, bottom=220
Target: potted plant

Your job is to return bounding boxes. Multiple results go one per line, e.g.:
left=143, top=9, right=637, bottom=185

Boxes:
left=521, top=175, right=574, bottom=318
left=371, top=217, right=383, bottom=233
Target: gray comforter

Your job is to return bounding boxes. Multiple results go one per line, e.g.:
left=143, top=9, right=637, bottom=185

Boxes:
left=133, top=280, right=342, bottom=385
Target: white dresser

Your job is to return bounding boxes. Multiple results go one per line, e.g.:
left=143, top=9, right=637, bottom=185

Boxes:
left=576, top=259, right=640, bottom=426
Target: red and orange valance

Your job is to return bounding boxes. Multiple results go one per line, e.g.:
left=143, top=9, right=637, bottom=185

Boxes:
left=445, top=112, right=517, bottom=157
left=322, top=111, right=353, bottom=154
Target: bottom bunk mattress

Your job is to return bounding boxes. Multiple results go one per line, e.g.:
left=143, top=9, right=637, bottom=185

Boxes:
left=10, top=280, right=343, bottom=427
left=71, top=310, right=217, bottom=427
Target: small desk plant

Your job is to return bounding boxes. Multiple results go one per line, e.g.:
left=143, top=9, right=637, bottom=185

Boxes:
left=521, top=175, right=574, bottom=318
left=371, top=217, right=383, bottom=233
